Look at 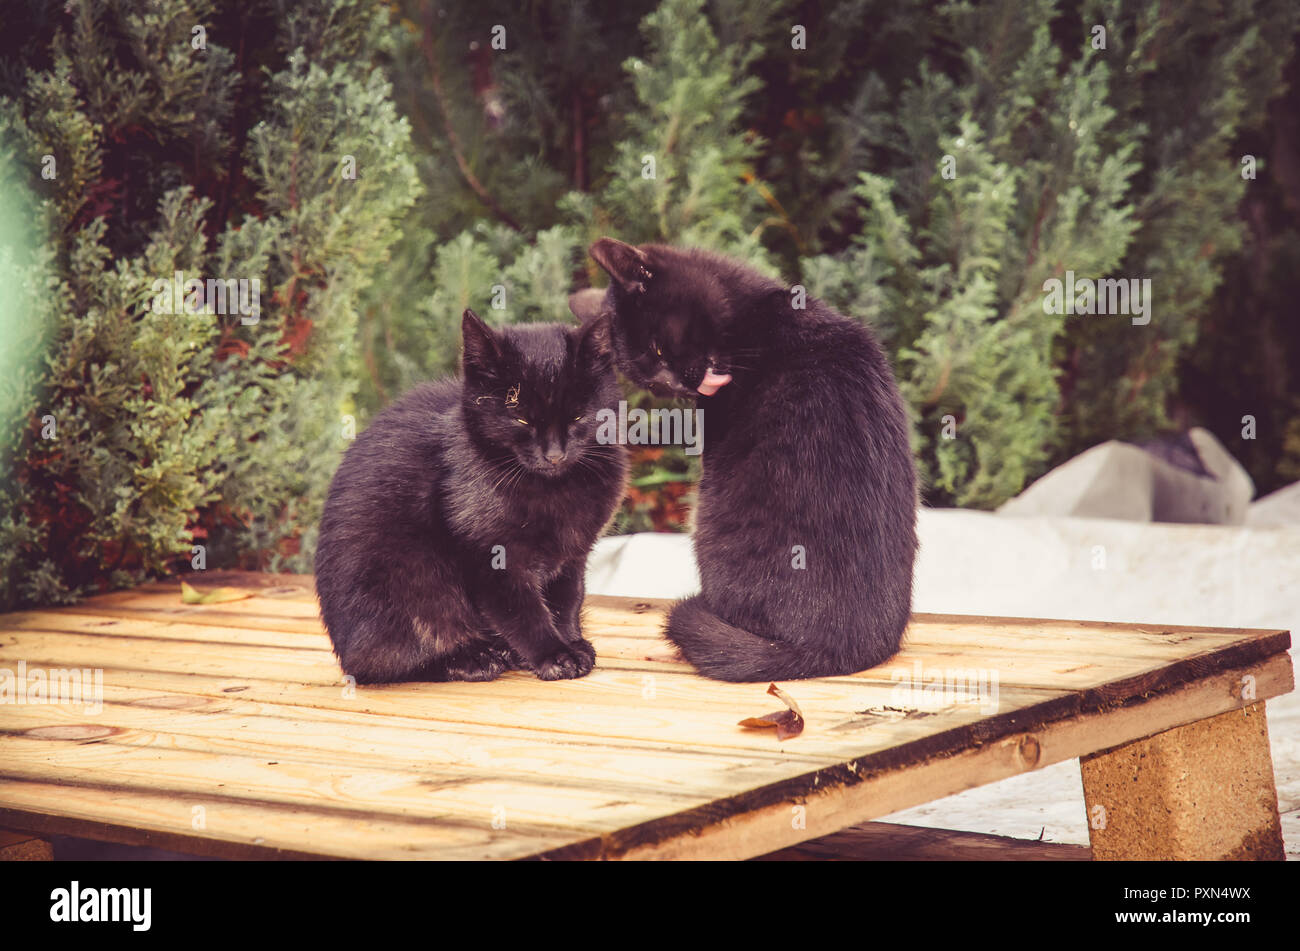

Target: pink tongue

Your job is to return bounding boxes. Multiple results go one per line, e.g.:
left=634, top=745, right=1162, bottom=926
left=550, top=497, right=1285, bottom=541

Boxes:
left=697, top=369, right=732, bottom=396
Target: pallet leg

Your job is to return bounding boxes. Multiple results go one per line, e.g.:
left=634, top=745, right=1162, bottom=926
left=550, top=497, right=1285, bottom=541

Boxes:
left=0, top=827, right=53, bottom=861
left=1079, top=703, right=1284, bottom=860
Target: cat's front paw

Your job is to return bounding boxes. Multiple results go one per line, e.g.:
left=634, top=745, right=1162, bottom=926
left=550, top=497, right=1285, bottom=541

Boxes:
left=532, top=641, right=595, bottom=680
left=441, top=647, right=509, bottom=682
left=487, top=643, right=526, bottom=670
left=571, top=636, right=596, bottom=665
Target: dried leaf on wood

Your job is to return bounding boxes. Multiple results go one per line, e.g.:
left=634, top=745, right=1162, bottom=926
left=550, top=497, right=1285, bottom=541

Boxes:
left=739, top=682, right=805, bottom=740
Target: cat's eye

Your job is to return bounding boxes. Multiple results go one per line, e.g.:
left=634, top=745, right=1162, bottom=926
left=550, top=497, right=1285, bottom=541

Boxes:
left=513, top=417, right=530, bottom=426
left=653, top=341, right=663, bottom=356
left=572, top=415, right=584, bottom=423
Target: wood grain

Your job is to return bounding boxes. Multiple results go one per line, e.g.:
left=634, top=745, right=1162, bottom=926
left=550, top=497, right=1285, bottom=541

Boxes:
left=0, top=571, right=1291, bottom=860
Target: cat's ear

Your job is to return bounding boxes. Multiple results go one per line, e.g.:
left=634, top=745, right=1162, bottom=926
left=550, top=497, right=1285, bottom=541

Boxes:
left=568, top=287, right=608, bottom=322
left=589, top=238, right=653, bottom=294
left=461, top=309, right=501, bottom=379
left=573, top=313, right=614, bottom=370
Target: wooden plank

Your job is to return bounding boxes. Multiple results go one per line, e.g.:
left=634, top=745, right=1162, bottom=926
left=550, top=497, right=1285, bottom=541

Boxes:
left=0, top=651, right=1069, bottom=766
left=0, top=624, right=1064, bottom=716
left=18, top=589, right=1286, bottom=713
left=0, top=780, right=576, bottom=860
left=0, top=666, right=831, bottom=766
left=6, top=604, right=1286, bottom=710
left=87, top=574, right=1289, bottom=662
left=53, top=601, right=325, bottom=635
left=61, top=592, right=323, bottom=620
left=9, top=609, right=1232, bottom=699
left=0, top=630, right=343, bottom=682
left=3, top=611, right=323, bottom=649
left=545, top=653, right=1294, bottom=859
left=0, top=736, right=698, bottom=844
left=0, top=697, right=832, bottom=799
left=756, top=821, right=1091, bottom=861
left=41, top=582, right=1288, bottom=674
left=587, top=600, right=1272, bottom=659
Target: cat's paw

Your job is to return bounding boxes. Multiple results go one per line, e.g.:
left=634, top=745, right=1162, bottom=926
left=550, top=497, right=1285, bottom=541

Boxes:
left=442, top=651, right=507, bottom=682
left=571, top=636, right=596, bottom=664
left=487, top=643, right=526, bottom=670
left=532, top=642, right=595, bottom=680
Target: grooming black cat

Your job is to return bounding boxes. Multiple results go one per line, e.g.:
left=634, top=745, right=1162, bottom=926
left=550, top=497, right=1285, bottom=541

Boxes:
left=578, top=238, right=917, bottom=682
left=314, top=309, right=627, bottom=684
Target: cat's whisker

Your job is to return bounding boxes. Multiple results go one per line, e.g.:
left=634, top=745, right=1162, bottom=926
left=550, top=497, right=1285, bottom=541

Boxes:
left=489, top=459, right=527, bottom=494
left=503, top=465, right=532, bottom=496
left=572, top=455, right=612, bottom=477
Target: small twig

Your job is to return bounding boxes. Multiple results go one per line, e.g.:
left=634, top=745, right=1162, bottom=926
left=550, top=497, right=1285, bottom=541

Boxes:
left=572, top=89, right=587, bottom=191
left=420, top=2, right=521, bottom=231
left=361, top=318, right=388, bottom=403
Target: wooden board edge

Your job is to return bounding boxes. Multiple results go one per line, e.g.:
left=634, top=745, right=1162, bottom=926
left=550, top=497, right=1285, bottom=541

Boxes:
left=0, top=808, right=334, bottom=861
left=538, top=652, right=1294, bottom=860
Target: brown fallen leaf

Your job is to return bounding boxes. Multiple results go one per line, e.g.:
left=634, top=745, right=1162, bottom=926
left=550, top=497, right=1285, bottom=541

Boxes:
left=180, top=581, right=255, bottom=605
left=739, top=682, right=805, bottom=740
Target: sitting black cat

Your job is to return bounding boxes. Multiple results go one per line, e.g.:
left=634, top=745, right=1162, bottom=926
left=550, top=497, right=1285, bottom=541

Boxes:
left=314, top=309, right=627, bottom=683
left=578, top=238, right=918, bottom=682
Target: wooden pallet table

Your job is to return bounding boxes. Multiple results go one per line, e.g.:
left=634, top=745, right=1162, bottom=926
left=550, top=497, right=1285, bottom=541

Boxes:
left=0, top=571, right=1291, bottom=860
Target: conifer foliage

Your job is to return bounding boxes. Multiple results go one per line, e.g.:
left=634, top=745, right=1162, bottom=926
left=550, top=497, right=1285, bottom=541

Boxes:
left=0, top=1, right=419, bottom=607
left=1, top=0, right=1297, bottom=605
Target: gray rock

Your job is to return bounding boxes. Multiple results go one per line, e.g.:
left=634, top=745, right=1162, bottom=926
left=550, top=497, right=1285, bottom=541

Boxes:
left=998, top=427, right=1253, bottom=524
left=1248, top=480, right=1300, bottom=528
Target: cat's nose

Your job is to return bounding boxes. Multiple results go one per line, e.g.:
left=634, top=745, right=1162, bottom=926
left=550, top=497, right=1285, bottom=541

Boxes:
left=545, top=447, right=566, bottom=465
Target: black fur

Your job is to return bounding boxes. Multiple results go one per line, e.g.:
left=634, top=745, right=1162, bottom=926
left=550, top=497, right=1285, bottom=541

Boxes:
left=314, top=309, right=627, bottom=683
left=586, top=238, right=918, bottom=681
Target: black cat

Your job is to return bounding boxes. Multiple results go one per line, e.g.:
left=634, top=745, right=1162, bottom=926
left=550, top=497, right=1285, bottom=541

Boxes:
left=576, top=238, right=917, bottom=682
left=314, top=309, right=628, bottom=683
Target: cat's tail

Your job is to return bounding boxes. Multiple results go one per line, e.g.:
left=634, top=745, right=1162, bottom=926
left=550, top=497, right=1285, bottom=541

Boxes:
left=664, top=595, right=893, bottom=682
